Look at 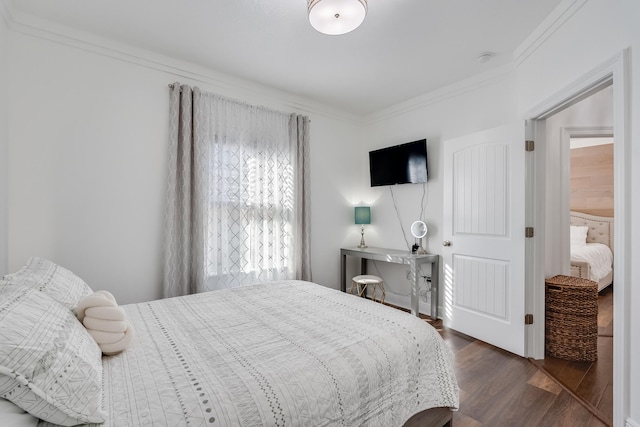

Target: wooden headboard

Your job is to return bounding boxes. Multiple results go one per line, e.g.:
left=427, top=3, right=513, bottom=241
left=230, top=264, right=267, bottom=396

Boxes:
left=570, top=211, right=614, bottom=255
left=570, top=143, right=614, bottom=217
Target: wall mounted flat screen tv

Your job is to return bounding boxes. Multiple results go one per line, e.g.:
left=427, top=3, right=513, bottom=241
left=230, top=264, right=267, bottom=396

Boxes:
left=369, top=139, right=428, bottom=187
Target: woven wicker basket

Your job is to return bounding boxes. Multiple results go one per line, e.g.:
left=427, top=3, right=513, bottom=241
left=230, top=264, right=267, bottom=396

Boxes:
left=545, top=275, right=598, bottom=362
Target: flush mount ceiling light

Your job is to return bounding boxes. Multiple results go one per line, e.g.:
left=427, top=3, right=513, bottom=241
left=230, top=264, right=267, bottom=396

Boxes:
left=308, top=0, right=368, bottom=35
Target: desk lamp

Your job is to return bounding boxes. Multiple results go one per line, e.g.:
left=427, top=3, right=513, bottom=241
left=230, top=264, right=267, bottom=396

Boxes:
left=354, top=206, right=370, bottom=248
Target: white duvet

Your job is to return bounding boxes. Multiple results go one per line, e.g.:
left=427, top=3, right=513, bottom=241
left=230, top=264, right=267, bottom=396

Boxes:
left=38, top=280, right=458, bottom=427
left=571, top=242, right=613, bottom=282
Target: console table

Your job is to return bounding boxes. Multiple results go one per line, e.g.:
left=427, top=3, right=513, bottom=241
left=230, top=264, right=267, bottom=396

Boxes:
left=340, top=247, right=440, bottom=319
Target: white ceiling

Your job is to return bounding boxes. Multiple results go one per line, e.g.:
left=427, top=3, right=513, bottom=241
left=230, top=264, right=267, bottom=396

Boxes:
left=7, top=0, right=563, bottom=115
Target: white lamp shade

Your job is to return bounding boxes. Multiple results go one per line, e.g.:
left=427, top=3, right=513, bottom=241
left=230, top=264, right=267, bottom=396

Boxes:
left=308, top=0, right=367, bottom=35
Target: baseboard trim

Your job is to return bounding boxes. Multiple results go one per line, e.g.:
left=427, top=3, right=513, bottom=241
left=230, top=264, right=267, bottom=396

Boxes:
left=626, top=417, right=640, bottom=427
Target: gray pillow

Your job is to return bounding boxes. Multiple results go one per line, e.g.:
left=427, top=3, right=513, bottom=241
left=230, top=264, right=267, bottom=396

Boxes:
left=3, top=257, right=93, bottom=311
left=0, top=286, right=105, bottom=425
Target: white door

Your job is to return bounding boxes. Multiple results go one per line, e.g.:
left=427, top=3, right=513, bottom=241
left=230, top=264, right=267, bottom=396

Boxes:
left=442, top=123, right=527, bottom=356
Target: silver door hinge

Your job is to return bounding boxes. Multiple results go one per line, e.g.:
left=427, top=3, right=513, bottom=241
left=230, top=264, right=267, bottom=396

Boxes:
left=525, top=314, right=534, bottom=325
left=525, top=140, right=535, bottom=152
left=525, top=227, right=534, bottom=238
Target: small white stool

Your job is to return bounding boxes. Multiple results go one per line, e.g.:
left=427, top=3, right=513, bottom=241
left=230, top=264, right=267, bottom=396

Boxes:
left=350, top=275, right=385, bottom=304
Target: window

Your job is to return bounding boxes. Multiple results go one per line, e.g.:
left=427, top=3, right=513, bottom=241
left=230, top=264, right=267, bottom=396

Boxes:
left=206, top=137, right=295, bottom=289
left=164, top=85, right=310, bottom=297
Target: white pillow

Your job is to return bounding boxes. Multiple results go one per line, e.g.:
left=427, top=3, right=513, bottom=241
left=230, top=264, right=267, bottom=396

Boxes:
left=570, top=225, right=589, bottom=247
left=0, top=286, right=105, bottom=426
left=2, top=257, right=93, bottom=311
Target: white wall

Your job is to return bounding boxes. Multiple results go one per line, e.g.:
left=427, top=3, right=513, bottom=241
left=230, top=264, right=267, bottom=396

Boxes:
left=310, top=113, right=363, bottom=287
left=0, top=5, right=8, bottom=276
left=7, top=28, right=362, bottom=304
left=514, top=1, right=639, bottom=425
left=544, top=85, right=613, bottom=278
left=356, top=70, right=520, bottom=313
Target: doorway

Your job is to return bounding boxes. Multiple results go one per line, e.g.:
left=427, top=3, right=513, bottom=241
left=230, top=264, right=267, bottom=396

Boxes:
left=526, top=51, right=629, bottom=427
left=537, top=85, right=615, bottom=425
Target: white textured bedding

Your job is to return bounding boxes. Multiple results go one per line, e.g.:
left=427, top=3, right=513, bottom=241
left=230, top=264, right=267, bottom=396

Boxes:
left=0, top=398, right=39, bottom=427
left=571, top=243, right=613, bottom=282
left=38, top=280, right=458, bottom=426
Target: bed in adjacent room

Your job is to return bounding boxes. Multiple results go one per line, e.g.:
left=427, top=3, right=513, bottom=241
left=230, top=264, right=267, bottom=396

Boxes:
left=570, top=211, right=614, bottom=291
left=0, top=258, right=459, bottom=427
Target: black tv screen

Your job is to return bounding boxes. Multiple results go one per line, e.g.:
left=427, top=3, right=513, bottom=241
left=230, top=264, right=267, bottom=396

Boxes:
left=369, top=139, right=428, bottom=187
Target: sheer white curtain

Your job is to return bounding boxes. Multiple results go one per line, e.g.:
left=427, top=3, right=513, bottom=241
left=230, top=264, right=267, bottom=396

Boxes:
left=163, top=83, right=311, bottom=298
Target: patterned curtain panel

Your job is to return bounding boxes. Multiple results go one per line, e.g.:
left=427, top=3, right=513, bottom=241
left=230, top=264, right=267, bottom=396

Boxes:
left=163, top=83, right=311, bottom=298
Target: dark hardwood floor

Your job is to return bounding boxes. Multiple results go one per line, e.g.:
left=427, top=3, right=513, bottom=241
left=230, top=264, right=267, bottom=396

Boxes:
left=436, top=326, right=609, bottom=427
left=531, top=286, right=613, bottom=425
left=386, top=287, right=614, bottom=426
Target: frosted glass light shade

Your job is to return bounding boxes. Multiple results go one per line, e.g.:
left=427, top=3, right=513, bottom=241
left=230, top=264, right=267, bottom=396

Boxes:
left=308, top=0, right=367, bottom=35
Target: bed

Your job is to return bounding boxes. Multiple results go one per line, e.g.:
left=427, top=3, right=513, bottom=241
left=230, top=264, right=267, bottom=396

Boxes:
left=0, top=258, right=459, bottom=427
left=570, top=211, right=614, bottom=291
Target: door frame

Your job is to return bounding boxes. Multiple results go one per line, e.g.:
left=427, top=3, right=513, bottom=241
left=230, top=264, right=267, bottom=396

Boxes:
left=525, top=50, right=630, bottom=426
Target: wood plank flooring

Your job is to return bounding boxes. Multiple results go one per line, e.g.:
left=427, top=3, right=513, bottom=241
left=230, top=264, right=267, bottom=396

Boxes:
left=437, top=326, right=608, bottom=426
left=386, top=287, right=613, bottom=426
left=532, top=286, right=613, bottom=425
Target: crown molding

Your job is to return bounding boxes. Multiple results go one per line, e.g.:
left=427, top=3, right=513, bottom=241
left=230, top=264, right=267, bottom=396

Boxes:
left=0, top=0, right=12, bottom=27
left=3, top=0, right=584, bottom=125
left=4, top=4, right=361, bottom=124
left=513, top=0, right=589, bottom=67
left=365, top=64, right=516, bottom=124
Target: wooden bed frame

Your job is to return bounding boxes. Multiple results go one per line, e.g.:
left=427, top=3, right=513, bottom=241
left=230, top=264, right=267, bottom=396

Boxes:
left=404, top=407, right=453, bottom=427
left=569, top=211, right=614, bottom=291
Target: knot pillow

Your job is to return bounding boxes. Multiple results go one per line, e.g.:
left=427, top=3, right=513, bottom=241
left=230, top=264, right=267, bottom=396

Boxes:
left=76, top=291, right=134, bottom=356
